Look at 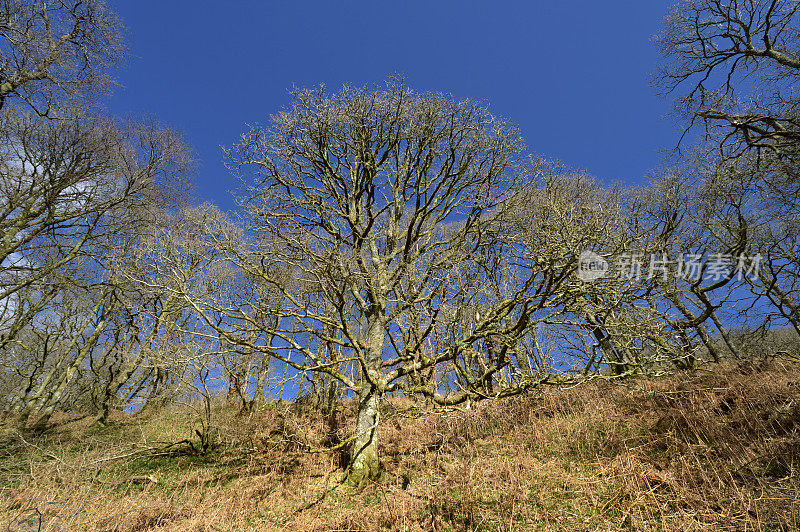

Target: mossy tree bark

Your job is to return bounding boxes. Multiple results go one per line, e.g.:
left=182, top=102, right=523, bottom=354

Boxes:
left=347, top=311, right=387, bottom=486
left=347, top=385, right=383, bottom=486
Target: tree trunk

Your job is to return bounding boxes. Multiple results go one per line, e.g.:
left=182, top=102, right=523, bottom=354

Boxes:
left=709, top=313, right=742, bottom=359
left=694, top=322, right=720, bottom=363
left=347, top=385, right=382, bottom=486
left=19, top=319, right=106, bottom=428
left=347, top=312, right=386, bottom=486
left=675, top=329, right=696, bottom=370
left=252, top=348, right=271, bottom=408
left=95, top=356, right=138, bottom=425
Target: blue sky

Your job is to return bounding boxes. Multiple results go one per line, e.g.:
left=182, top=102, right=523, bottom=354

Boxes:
left=107, top=1, right=680, bottom=212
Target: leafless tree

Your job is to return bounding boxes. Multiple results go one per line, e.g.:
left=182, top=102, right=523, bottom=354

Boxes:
left=506, top=166, right=675, bottom=377
left=0, top=114, right=191, bottom=427
left=0, top=0, right=124, bottom=116
left=0, top=110, right=190, bottom=353
left=655, top=0, right=800, bottom=158
left=655, top=0, right=800, bottom=346
left=625, top=165, right=747, bottom=365
left=148, top=82, right=677, bottom=486
left=190, top=81, right=541, bottom=485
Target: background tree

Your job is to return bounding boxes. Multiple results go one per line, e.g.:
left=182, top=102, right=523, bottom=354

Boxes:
left=656, top=0, right=800, bottom=159
left=0, top=0, right=124, bottom=115
left=0, top=0, right=192, bottom=428
left=655, top=0, right=800, bottom=342
left=0, top=115, right=191, bottom=426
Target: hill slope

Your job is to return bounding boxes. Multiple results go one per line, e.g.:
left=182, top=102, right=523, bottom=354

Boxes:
left=2, top=360, right=799, bottom=531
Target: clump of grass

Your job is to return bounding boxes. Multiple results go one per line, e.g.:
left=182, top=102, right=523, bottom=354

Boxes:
left=1, top=360, right=798, bottom=530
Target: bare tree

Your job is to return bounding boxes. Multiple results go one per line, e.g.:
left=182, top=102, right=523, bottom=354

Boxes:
left=626, top=165, right=748, bottom=365
left=191, top=82, right=541, bottom=485
left=0, top=111, right=190, bottom=352
left=0, top=0, right=124, bottom=116
left=655, top=0, right=800, bottom=346
left=655, top=0, right=800, bottom=158
left=146, top=82, right=674, bottom=486
left=0, top=114, right=191, bottom=427
left=506, top=166, right=675, bottom=376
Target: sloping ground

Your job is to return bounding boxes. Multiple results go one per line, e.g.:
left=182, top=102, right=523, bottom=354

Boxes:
left=1, top=359, right=799, bottom=531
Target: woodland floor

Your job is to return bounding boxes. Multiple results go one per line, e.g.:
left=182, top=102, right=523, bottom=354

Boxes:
left=1, top=359, right=799, bottom=531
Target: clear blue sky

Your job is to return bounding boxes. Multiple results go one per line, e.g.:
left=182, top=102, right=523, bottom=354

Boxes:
left=107, top=1, right=679, bottom=212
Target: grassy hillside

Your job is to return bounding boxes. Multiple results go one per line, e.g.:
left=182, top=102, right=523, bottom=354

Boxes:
left=2, top=359, right=799, bottom=531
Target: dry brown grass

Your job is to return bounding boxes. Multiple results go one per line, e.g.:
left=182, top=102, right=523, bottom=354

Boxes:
left=1, top=359, right=799, bottom=531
